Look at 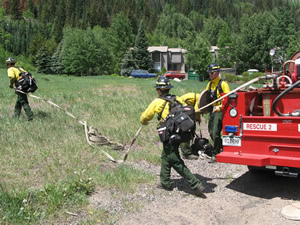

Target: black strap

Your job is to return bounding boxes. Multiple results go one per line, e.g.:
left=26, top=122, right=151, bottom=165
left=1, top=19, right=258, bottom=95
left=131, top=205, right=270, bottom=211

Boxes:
left=158, top=100, right=168, bottom=121
left=217, top=79, right=223, bottom=94
left=208, top=79, right=223, bottom=103
left=157, top=95, right=178, bottom=120
left=209, top=79, right=223, bottom=94
left=16, top=66, right=25, bottom=75
left=208, top=80, right=213, bottom=92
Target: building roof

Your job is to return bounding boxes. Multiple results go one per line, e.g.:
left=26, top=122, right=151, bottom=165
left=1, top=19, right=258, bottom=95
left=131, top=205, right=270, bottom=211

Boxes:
left=147, top=46, right=187, bottom=53
left=148, top=46, right=168, bottom=53
left=168, top=48, right=187, bottom=53
left=210, top=46, right=219, bottom=53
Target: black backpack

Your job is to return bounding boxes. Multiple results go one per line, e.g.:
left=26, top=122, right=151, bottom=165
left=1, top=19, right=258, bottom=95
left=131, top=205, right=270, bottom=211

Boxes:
left=157, top=95, right=196, bottom=144
left=16, top=67, right=38, bottom=93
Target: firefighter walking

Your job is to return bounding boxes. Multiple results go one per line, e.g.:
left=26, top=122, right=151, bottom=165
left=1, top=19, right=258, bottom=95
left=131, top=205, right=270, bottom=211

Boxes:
left=6, top=57, right=33, bottom=121
left=140, top=76, right=205, bottom=197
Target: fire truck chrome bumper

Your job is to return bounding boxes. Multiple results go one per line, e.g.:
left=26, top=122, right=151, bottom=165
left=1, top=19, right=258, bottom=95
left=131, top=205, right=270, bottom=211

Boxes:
left=275, top=169, right=298, bottom=178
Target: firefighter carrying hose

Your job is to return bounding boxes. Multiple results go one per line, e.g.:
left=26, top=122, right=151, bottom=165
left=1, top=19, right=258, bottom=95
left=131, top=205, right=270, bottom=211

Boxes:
left=205, top=63, right=230, bottom=162
left=140, top=76, right=205, bottom=197
left=6, top=57, right=34, bottom=121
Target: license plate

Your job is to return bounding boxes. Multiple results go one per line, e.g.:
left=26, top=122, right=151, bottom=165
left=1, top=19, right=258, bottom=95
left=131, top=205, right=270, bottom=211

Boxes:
left=223, top=136, right=241, bottom=146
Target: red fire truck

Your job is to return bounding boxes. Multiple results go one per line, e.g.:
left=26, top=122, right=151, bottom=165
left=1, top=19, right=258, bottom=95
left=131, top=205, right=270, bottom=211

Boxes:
left=217, top=51, right=300, bottom=177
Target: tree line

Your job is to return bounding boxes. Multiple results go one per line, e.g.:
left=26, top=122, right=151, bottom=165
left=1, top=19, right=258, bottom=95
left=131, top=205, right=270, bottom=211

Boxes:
left=0, top=0, right=300, bottom=75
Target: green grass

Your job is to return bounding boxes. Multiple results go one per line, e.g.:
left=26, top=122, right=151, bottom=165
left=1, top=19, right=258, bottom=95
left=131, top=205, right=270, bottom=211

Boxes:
left=0, top=69, right=237, bottom=223
left=96, top=164, right=156, bottom=191
left=0, top=176, right=94, bottom=224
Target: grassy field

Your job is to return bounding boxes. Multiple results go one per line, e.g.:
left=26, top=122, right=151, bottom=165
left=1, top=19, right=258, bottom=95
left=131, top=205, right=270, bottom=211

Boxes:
left=0, top=69, right=214, bottom=224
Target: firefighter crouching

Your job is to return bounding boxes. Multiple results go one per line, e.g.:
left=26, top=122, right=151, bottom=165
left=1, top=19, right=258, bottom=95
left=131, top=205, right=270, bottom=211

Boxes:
left=205, top=63, right=230, bottom=162
left=6, top=57, right=34, bottom=121
left=140, top=76, right=205, bottom=197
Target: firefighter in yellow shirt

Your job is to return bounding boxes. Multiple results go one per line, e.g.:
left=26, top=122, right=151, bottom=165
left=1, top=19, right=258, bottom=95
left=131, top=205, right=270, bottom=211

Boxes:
left=140, top=76, right=205, bottom=197
left=6, top=57, right=33, bottom=121
left=205, top=63, right=230, bottom=162
left=180, top=92, right=200, bottom=160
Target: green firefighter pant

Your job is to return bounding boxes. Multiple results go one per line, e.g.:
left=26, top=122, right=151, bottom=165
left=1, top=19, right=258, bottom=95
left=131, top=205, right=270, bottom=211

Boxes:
left=14, top=93, right=33, bottom=121
left=208, top=111, right=223, bottom=156
left=160, top=142, right=202, bottom=189
left=180, top=142, right=199, bottom=156
left=180, top=142, right=192, bottom=156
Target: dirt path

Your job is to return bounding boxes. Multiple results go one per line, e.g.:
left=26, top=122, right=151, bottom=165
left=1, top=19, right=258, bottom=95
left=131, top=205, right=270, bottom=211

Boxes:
left=88, top=158, right=300, bottom=225
left=114, top=161, right=300, bottom=225
left=88, top=122, right=300, bottom=225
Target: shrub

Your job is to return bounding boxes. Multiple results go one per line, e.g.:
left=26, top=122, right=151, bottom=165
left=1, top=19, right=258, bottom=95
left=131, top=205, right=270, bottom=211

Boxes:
left=242, top=71, right=249, bottom=77
left=251, top=72, right=265, bottom=83
left=222, top=73, right=240, bottom=82
left=241, top=76, right=250, bottom=82
left=251, top=72, right=264, bottom=79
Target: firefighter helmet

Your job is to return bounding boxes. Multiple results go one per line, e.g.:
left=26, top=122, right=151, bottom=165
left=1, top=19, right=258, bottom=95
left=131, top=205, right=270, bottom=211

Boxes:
left=155, top=76, right=173, bottom=89
left=6, top=57, right=16, bottom=64
left=208, top=63, right=220, bottom=72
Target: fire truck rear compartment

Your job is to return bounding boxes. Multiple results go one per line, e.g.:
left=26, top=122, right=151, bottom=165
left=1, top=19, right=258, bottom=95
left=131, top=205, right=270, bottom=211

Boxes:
left=218, top=89, right=300, bottom=175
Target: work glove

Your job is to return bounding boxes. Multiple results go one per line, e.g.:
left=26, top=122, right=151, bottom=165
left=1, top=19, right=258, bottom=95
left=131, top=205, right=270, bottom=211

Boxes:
left=141, top=120, right=149, bottom=125
left=212, top=105, right=222, bottom=113
left=195, top=112, right=201, bottom=122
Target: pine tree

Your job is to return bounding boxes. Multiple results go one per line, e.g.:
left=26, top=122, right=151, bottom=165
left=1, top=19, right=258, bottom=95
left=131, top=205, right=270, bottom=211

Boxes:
left=133, top=20, right=152, bottom=70
left=109, top=12, right=135, bottom=73
left=50, top=41, right=64, bottom=74
left=120, top=49, right=136, bottom=76
left=53, top=0, right=66, bottom=43
left=36, top=45, right=52, bottom=74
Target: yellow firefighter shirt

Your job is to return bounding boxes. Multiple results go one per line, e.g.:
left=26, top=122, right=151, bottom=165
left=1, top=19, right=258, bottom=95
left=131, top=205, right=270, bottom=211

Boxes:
left=180, top=92, right=200, bottom=111
left=140, top=96, right=186, bottom=125
left=7, top=67, right=26, bottom=88
left=205, top=76, right=230, bottom=107
left=181, top=92, right=201, bottom=121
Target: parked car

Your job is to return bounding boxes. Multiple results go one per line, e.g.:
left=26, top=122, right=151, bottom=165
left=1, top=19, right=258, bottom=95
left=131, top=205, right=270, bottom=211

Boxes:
left=164, top=71, right=186, bottom=80
left=130, top=70, right=156, bottom=78
left=247, top=69, right=259, bottom=75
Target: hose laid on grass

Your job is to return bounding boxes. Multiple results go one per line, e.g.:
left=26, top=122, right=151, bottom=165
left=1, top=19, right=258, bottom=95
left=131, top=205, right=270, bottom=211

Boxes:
left=16, top=90, right=124, bottom=163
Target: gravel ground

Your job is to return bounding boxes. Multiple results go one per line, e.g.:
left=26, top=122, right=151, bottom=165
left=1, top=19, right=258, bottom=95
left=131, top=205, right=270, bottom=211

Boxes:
left=70, top=122, right=300, bottom=225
